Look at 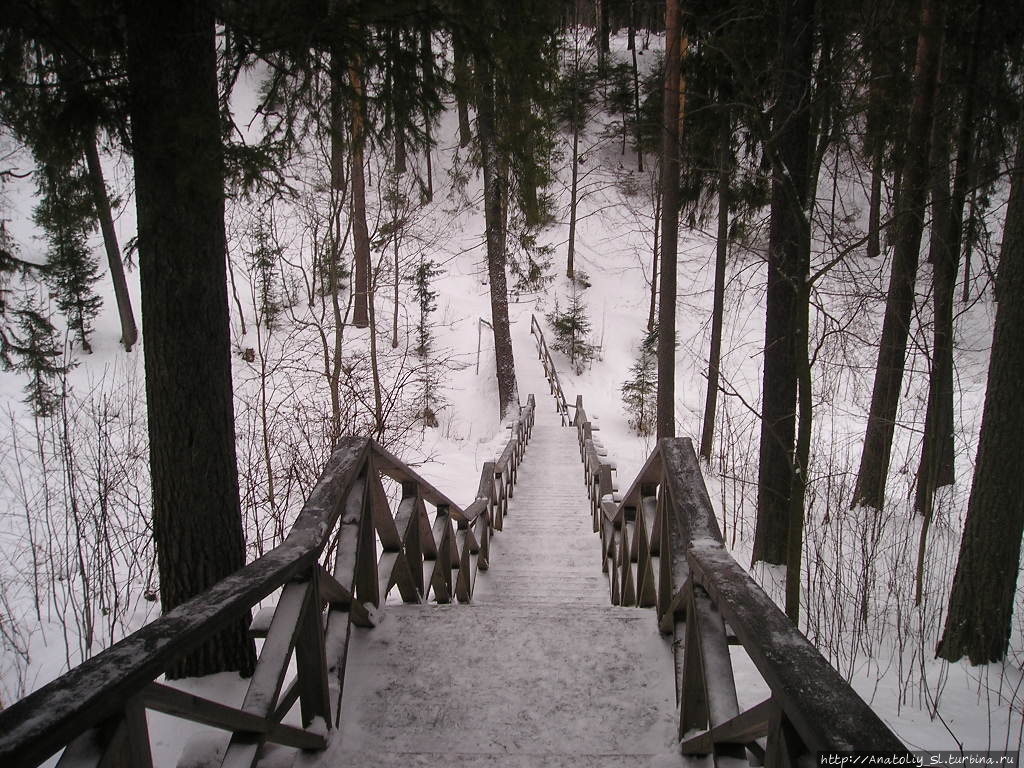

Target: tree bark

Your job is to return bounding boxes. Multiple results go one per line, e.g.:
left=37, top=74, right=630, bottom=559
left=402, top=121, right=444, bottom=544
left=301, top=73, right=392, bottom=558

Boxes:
left=630, top=3, right=643, bottom=173
left=656, top=0, right=682, bottom=440
left=83, top=126, right=138, bottom=352
left=567, top=72, right=580, bottom=279
left=915, top=1, right=984, bottom=521
left=453, top=36, right=473, bottom=149
left=937, top=129, right=1024, bottom=664
left=348, top=59, right=370, bottom=329
left=477, top=56, right=518, bottom=419
left=126, top=0, right=255, bottom=679
left=752, top=0, right=814, bottom=566
left=700, top=107, right=730, bottom=462
left=852, top=0, right=944, bottom=511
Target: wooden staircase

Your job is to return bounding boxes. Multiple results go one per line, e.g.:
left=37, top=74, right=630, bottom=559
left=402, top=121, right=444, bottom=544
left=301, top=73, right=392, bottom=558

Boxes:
left=0, top=315, right=909, bottom=768
left=309, top=404, right=682, bottom=766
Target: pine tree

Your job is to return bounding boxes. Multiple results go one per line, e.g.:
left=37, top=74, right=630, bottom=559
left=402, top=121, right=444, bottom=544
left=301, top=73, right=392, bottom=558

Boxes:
left=622, top=326, right=658, bottom=436
left=247, top=212, right=284, bottom=330
left=10, top=292, right=64, bottom=418
left=412, top=257, right=443, bottom=429
left=33, top=162, right=102, bottom=354
left=546, top=284, right=597, bottom=375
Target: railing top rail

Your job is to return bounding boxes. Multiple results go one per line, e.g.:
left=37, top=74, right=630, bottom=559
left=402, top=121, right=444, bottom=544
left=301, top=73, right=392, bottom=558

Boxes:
left=530, top=315, right=569, bottom=418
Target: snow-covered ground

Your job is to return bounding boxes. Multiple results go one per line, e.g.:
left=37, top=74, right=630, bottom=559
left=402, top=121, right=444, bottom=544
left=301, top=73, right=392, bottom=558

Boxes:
left=0, top=29, right=1020, bottom=763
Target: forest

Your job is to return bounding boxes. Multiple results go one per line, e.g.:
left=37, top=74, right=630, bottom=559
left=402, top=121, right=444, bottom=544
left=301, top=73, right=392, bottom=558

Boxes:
left=1, top=0, right=1024, bottom=756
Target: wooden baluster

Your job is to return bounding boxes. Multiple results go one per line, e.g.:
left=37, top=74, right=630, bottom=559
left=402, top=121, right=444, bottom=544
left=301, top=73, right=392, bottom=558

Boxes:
left=57, top=695, right=153, bottom=768
left=636, top=491, right=658, bottom=608
left=355, top=469, right=381, bottom=608
left=620, top=506, right=637, bottom=605
left=400, top=482, right=425, bottom=599
left=294, top=570, right=332, bottom=729
left=223, top=578, right=317, bottom=768
left=765, top=703, right=804, bottom=768
left=679, top=583, right=744, bottom=761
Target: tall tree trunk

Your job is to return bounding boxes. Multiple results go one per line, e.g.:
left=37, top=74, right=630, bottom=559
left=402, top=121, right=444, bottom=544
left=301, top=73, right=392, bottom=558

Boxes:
left=752, top=0, right=815, bottom=566
left=656, top=0, right=682, bottom=440
left=913, top=73, right=955, bottom=521
left=421, top=27, right=435, bottom=202
left=349, top=59, right=370, bottom=329
left=83, top=126, right=138, bottom=352
left=937, top=129, right=1024, bottom=665
left=126, top=0, right=255, bottom=679
left=477, top=57, right=519, bottom=419
left=916, top=1, right=984, bottom=517
left=329, top=41, right=346, bottom=193
left=648, top=189, right=660, bottom=333
left=852, top=0, right=944, bottom=511
left=630, top=3, right=643, bottom=173
left=453, top=36, right=473, bottom=149
left=700, top=107, right=730, bottom=462
left=567, top=91, right=580, bottom=278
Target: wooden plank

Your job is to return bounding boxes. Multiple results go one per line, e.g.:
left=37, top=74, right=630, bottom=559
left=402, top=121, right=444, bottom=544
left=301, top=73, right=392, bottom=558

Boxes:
left=56, top=726, right=104, bottom=768
left=400, top=483, right=425, bottom=598
left=317, top=565, right=373, bottom=627
left=418, top=497, right=438, bottom=560
left=680, top=585, right=743, bottom=761
left=294, top=574, right=331, bottom=729
left=689, top=544, right=905, bottom=751
left=368, top=472, right=403, bottom=551
left=142, top=683, right=324, bottom=751
left=355, top=466, right=380, bottom=608
left=240, top=581, right=309, bottom=718
left=680, top=697, right=773, bottom=755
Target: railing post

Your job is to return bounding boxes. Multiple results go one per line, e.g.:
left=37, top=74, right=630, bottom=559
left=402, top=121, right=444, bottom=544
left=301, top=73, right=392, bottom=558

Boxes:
left=294, top=568, right=332, bottom=730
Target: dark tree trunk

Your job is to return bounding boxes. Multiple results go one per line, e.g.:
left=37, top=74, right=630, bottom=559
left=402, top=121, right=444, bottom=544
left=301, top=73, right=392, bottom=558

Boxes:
left=453, top=36, right=473, bottom=149
left=477, top=57, right=518, bottom=419
left=700, top=106, right=730, bottom=462
left=626, top=0, right=643, bottom=173
left=83, top=126, right=138, bottom=352
left=656, top=0, right=682, bottom=440
left=913, top=75, right=956, bottom=522
left=852, top=0, right=944, bottom=511
left=349, top=60, right=371, bottom=329
left=329, top=43, right=346, bottom=193
left=126, top=0, right=255, bottom=679
left=420, top=27, right=434, bottom=202
left=916, top=2, right=984, bottom=520
left=567, top=64, right=580, bottom=278
left=648, top=190, right=660, bottom=333
left=752, top=0, right=814, bottom=566
left=937, top=130, right=1024, bottom=665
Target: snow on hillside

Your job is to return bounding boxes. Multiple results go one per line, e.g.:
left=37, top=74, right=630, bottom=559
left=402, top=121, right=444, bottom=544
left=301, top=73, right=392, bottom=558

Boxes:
left=0, top=28, right=1020, bottom=761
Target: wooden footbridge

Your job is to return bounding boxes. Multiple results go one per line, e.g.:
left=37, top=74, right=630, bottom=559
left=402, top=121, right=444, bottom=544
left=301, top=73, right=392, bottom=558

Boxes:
left=0, top=315, right=906, bottom=767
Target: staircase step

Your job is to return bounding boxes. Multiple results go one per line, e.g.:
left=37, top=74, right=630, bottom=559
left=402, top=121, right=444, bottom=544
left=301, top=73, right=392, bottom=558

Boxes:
left=319, top=604, right=678, bottom=763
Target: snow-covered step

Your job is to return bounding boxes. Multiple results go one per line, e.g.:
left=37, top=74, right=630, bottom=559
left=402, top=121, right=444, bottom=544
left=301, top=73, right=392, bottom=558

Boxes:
left=306, top=604, right=679, bottom=766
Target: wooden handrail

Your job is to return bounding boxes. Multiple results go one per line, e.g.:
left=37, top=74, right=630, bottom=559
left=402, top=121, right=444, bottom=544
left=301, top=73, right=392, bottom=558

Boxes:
left=535, top=371, right=906, bottom=760
left=530, top=314, right=570, bottom=424
left=0, top=396, right=536, bottom=768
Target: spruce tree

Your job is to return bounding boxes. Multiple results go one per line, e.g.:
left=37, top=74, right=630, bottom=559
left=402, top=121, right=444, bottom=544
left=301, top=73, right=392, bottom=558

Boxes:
left=11, top=292, right=64, bottom=418
left=546, top=283, right=597, bottom=375
left=622, top=326, right=658, bottom=436
left=33, top=162, right=102, bottom=354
